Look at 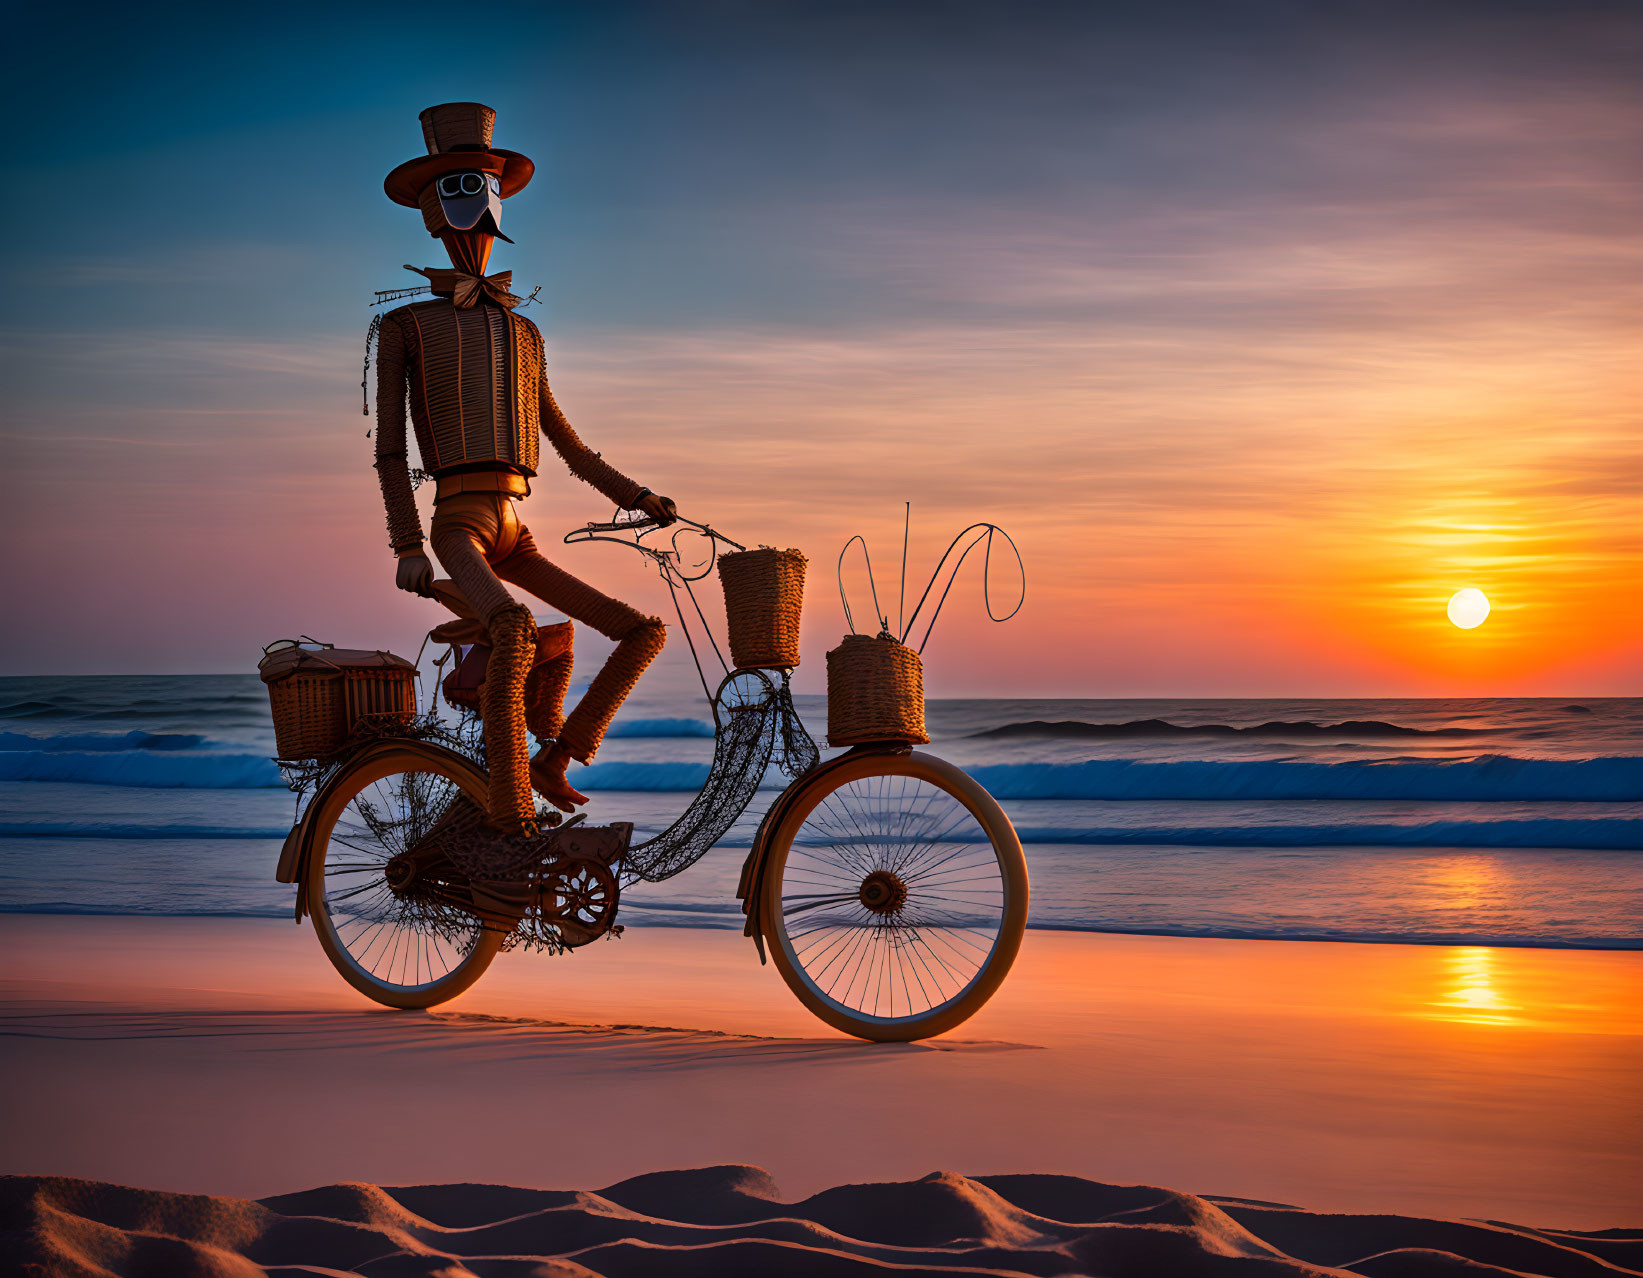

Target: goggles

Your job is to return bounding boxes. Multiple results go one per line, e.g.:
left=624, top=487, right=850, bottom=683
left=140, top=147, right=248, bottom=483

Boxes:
left=437, top=171, right=502, bottom=199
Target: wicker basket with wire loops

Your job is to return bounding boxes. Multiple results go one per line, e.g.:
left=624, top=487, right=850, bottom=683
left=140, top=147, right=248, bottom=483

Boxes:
left=718, top=547, right=806, bottom=670
left=825, top=633, right=929, bottom=746
left=259, top=643, right=417, bottom=761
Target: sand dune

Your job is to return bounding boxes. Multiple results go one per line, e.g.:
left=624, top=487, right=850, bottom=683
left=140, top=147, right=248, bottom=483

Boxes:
left=4, top=1166, right=1637, bottom=1278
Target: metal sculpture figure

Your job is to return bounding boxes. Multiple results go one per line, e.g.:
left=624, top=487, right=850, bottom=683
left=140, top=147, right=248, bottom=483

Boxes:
left=373, top=103, right=676, bottom=832
left=269, top=106, right=1036, bottom=1038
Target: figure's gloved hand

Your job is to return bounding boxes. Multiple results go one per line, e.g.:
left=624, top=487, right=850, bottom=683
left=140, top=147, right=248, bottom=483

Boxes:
left=637, top=492, right=678, bottom=526
left=395, top=550, right=436, bottom=597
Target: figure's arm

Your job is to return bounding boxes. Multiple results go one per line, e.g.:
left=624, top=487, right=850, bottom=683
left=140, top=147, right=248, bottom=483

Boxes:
left=539, top=373, right=647, bottom=510
left=374, top=315, right=434, bottom=594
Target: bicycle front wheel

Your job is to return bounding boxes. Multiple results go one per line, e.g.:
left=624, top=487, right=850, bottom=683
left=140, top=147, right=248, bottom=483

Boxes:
left=761, top=751, right=1028, bottom=1041
left=305, top=742, right=504, bottom=1009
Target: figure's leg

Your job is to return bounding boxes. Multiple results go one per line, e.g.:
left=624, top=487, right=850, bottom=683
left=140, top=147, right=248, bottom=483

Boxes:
left=493, top=526, right=667, bottom=795
left=429, top=496, right=538, bottom=835
left=559, top=615, right=667, bottom=760
left=522, top=626, right=574, bottom=742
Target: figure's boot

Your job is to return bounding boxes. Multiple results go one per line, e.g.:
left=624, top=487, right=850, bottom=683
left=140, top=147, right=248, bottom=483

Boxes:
left=480, top=602, right=538, bottom=837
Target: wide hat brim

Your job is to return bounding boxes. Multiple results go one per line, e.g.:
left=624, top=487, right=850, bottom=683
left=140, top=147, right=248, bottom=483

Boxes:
left=384, top=149, right=534, bottom=207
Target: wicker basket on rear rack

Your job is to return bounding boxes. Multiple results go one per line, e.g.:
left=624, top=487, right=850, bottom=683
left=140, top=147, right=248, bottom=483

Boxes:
left=718, top=547, right=807, bottom=671
left=825, top=632, right=929, bottom=746
left=258, top=642, right=417, bottom=761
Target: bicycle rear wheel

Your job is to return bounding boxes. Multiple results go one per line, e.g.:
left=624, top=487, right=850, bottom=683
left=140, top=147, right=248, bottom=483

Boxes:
left=761, top=751, right=1028, bottom=1041
left=305, top=743, right=503, bottom=1008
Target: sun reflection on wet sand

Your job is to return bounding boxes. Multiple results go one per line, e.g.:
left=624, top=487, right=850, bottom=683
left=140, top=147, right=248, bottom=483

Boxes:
left=1428, top=946, right=1525, bottom=1027
left=1404, top=942, right=1639, bottom=1033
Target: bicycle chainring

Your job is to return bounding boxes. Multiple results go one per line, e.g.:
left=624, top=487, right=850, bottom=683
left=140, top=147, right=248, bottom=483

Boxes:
left=536, top=853, right=620, bottom=948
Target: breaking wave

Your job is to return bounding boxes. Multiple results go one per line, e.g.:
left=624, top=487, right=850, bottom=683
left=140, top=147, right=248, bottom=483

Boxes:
left=3, top=750, right=1637, bottom=803
left=570, top=761, right=717, bottom=791
left=0, top=751, right=284, bottom=788
left=968, top=755, right=1641, bottom=802
left=569, top=755, right=1640, bottom=803
left=605, top=717, right=717, bottom=738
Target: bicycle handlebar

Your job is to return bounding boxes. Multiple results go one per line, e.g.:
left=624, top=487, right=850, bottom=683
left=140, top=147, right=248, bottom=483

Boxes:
left=561, top=511, right=746, bottom=588
left=577, top=512, right=667, bottom=536
left=565, top=511, right=745, bottom=551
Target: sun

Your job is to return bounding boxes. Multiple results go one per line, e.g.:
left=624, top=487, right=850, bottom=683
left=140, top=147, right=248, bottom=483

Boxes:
left=1447, top=588, right=1491, bottom=629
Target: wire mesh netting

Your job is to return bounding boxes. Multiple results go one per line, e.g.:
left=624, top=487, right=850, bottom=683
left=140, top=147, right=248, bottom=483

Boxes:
left=623, top=671, right=818, bottom=884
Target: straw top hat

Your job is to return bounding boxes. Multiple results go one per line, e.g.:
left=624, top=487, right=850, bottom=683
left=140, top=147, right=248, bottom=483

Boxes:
left=384, top=102, right=535, bottom=207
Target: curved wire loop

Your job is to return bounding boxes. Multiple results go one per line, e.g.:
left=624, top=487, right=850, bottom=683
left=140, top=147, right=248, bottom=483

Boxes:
left=837, top=534, right=890, bottom=637
left=900, top=523, right=1025, bottom=654
left=837, top=518, right=1025, bottom=654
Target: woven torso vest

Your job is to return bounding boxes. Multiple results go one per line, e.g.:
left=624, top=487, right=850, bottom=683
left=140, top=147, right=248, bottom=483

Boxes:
left=389, top=299, right=542, bottom=477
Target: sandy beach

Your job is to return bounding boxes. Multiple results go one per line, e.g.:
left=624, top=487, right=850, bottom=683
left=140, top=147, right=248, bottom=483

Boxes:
left=2, top=916, right=1638, bottom=1274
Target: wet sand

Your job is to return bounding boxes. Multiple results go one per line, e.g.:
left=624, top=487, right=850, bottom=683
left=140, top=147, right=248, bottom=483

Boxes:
left=1, top=916, right=1638, bottom=1235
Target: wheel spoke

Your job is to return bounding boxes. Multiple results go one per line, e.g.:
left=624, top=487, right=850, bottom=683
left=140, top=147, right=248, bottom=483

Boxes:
left=311, top=758, right=490, bottom=997
left=773, top=766, right=1015, bottom=1027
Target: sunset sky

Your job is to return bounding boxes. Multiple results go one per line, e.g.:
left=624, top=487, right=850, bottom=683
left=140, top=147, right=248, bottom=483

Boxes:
left=2, top=0, right=1637, bottom=695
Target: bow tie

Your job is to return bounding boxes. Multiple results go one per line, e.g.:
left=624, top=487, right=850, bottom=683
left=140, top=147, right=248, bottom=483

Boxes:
left=404, top=265, right=522, bottom=310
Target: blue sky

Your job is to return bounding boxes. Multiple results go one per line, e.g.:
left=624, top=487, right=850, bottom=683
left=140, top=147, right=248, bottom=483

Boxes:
left=2, top=1, right=1638, bottom=691
left=14, top=0, right=1636, bottom=336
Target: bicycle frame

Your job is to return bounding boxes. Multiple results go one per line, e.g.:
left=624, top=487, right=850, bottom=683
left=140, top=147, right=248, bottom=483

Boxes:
left=276, top=512, right=810, bottom=932
left=276, top=510, right=871, bottom=952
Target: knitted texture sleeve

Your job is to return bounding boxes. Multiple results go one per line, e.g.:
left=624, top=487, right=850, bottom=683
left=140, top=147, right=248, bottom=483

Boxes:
left=374, top=313, right=425, bottom=553
left=540, top=373, right=645, bottom=510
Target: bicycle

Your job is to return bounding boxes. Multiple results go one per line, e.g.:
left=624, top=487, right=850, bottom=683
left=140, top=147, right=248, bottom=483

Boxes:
left=274, top=512, right=1029, bottom=1042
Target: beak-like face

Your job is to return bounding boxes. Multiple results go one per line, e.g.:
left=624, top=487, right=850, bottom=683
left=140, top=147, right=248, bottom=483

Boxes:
left=434, top=170, right=510, bottom=240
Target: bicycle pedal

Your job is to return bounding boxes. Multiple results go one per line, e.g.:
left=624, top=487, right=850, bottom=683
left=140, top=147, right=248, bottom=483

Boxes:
left=541, top=820, right=632, bottom=867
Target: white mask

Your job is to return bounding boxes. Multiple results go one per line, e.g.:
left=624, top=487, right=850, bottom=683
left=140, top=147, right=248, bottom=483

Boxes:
left=434, top=170, right=503, bottom=233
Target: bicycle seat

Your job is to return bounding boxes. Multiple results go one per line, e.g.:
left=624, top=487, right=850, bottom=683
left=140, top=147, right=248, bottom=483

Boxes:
left=430, top=616, right=488, bottom=645
left=426, top=579, right=487, bottom=645
left=430, top=578, right=479, bottom=619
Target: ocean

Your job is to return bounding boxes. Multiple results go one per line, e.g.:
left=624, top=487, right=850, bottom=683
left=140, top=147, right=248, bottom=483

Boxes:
left=0, top=675, right=1638, bottom=949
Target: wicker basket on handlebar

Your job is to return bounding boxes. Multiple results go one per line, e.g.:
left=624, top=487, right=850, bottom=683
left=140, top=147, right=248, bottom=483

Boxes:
left=718, top=547, right=806, bottom=670
left=258, top=643, right=417, bottom=760
left=826, top=633, right=929, bottom=746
